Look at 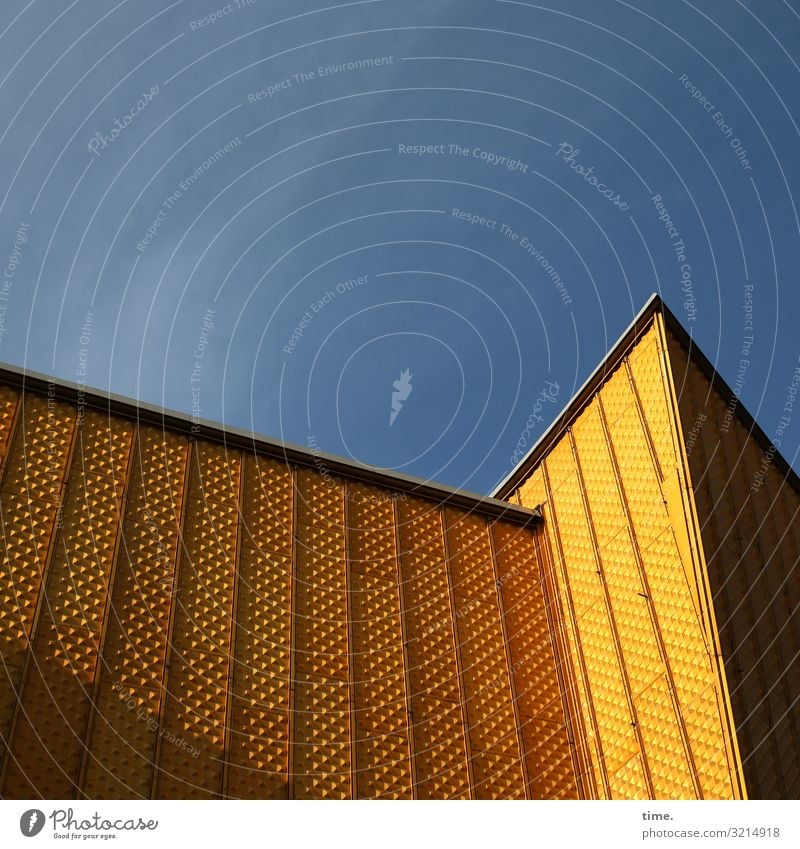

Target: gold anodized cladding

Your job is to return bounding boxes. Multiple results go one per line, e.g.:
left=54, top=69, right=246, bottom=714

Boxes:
left=0, top=403, right=552, bottom=800
left=0, top=297, right=793, bottom=799
left=515, top=317, right=745, bottom=800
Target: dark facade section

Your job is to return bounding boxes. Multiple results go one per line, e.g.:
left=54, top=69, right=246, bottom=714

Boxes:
left=667, top=328, right=800, bottom=799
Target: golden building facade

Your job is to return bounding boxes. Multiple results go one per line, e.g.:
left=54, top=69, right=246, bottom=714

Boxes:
left=495, top=298, right=800, bottom=800
left=0, top=295, right=797, bottom=799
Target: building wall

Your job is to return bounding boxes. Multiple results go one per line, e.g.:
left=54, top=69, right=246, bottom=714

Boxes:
left=667, top=329, right=800, bottom=799
left=508, top=317, right=744, bottom=799
left=0, top=384, right=574, bottom=799
left=4, top=301, right=787, bottom=801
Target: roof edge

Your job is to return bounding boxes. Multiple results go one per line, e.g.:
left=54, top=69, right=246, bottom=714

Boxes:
left=0, top=361, right=540, bottom=527
left=660, top=300, right=800, bottom=497
left=494, top=293, right=800, bottom=501
left=492, top=292, right=663, bottom=499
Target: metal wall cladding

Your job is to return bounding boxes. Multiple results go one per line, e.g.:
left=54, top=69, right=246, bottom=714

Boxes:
left=82, top=427, right=189, bottom=799
left=2, top=410, right=132, bottom=798
left=0, top=388, right=26, bottom=741
left=667, top=329, right=800, bottom=799
left=4, top=306, right=788, bottom=800
left=0, top=382, right=552, bottom=800
left=292, top=468, right=350, bottom=800
left=513, top=319, right=743, bottom=800
left=490, top=521, right=579, bottom=799
left=442, top=509, right=524, bottom=799
left=397, top=497, right=471, bottom=799
left=0, top=393, right=74, bottom=754
left=347, top=483, right=411, bottom=799
left=226, top=455, right=293, bottom=800
left=154, top=442, right=241, bottom=799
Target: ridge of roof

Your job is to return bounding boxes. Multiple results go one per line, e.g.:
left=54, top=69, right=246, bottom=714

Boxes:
left=493, top=292, right=800, bottom=500
left=660, top=297, right=800, bottom=497
left=0, top=361, right=539, bottom=527
left=492, top=293, right=663, bottom=498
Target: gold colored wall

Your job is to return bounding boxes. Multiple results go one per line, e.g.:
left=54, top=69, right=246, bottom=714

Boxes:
left=508, top=317, right=745, bottom=799
left=667, top=330, right=800, bottom=799
left=4, top=299, right=788, bottom=801
left=0, top=383, right=574, bottom=799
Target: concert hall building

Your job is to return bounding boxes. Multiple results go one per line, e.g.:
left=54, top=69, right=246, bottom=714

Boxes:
left=0, top=295, right=797, bottom=799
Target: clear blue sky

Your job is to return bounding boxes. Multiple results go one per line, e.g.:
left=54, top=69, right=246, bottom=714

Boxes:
left=1, top=0, right=798, bottom=494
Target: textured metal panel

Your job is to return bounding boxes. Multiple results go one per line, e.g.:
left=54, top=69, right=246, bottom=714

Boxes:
left=396, top=498, right=470, bottom=799
left=241, top=453, right=293, bottom=551
left=523, top=465, right=607, bottom=796
left=0, top=385, right=18, bottom=463
left=154, top=442, right=240, bottom=799
left=567, top=422, right=655, bottom=799
left=82, top=428, right=189, bottom=798
left=519, top=466, right=605, bottom=797
left=293, top=673, right=349, bottom=798
left=226, top=456, right=292, bottom=799
left=625, top=331, right=677, bottom=481
left=491, top=521, right=579, bottom=799
left=667, top=328, right=800, bottom=799
left=601, top=368, right=733, bottom=800
left=2, top=395, right=75, bottom=500
left=0, top=387, right=21, bottom=675
left=509, top=322, right=743, bottom=800
left=542, top=437, right=647, bottom=799
left=443, top=509, right=524, bottom=799
left=0, top=395, right=74, bottom=703
left=412, top=695, right=470, bottom=799
left=572, top=400, right=689, bottom=798
left=292, top=468, right=350, bottom=799
left=2, top=411, right=132, bottom=798
left=347, top=483, right=412, bottom=799
left=600, top=383, right=701, bottom=784
left=0, top=353, right=756, bottom=800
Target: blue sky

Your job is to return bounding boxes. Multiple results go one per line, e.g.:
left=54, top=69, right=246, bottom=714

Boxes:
left=1, top=0, right=798, bottom=493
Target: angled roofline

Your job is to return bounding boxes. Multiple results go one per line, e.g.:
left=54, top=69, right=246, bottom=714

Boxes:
left=492, top=293, right=663, bottom=499
left=493, top=293, right=800, bottom=500
left=661, top=297, right=800, bottom=496
left=0, top=361, right=540, bottom=527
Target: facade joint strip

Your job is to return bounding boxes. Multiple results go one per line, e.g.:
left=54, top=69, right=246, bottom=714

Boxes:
left=624, top=359, right=664, bottom=483
left=392, top=497, right=419, bottom=799
left=0, top=387, right=24, bottom=486
left=0, top=389, right=27, bottom=764
left=148, top=438, right=194, bottom=799
left=343, top=481, right=358, bottom=799
left=220, top=451, right=247, bottom=799
left=286, top=466, right=299, bottom=800
left=439, top=507, right=476, bottom=799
